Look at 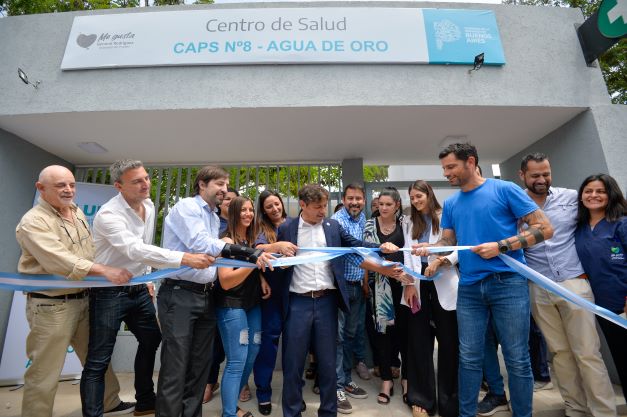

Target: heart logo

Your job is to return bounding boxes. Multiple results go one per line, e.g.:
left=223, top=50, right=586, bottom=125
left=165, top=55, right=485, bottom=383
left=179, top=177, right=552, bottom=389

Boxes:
left=76, top=33, right=97, bottom=49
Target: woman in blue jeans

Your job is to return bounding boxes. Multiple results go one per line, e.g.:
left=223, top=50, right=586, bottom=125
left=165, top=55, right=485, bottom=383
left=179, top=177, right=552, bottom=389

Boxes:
left=216, top=196, right=272, bottom=417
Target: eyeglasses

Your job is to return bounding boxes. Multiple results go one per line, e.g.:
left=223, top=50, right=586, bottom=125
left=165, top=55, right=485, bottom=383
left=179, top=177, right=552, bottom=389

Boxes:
left=58, top=214, right=91, bottom=247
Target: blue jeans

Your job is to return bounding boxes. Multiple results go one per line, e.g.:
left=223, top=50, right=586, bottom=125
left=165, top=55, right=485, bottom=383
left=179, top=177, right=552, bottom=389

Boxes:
left=81, top=285, right=161, bottom=417
left=529, top=316, right=550, bottom=382
left=253, top=275, right=283, bottom=403
left=336, top=282, right=366, bottom=389
left=457, top=272, right=533, bottom=417
left=483, top=316, right=505, bottom=396
left=217, top=306, right=262, bottom=417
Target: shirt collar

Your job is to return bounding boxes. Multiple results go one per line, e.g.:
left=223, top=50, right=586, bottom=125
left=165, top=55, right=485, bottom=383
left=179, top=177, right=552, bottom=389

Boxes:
left=299, top=215, right=323, bottom=228
left=341, top=207, right=365, bottom=223
left=115, top=193, right=154, bottom=214
left=194, top=194, right=218, bottom=213
left=38, top=197, right=78, bottom=217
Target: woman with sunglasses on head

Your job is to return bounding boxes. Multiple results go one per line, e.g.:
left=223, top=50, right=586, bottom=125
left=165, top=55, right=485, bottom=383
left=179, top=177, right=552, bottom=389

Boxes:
left=252, top=190, right=298, bottom=415
left=216, top=196, right=272, bottom=417
left=402, top=180, right=459, bottom=417
left=574, top=173, right=627, bottom=402
left=362, top=187, right=408, bottom=406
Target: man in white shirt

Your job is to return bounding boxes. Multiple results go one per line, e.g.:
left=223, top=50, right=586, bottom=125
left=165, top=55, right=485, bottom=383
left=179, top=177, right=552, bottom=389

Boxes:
left=276, top=184, right=401, bottom=417
left=80, top=160, right=214, bottom=417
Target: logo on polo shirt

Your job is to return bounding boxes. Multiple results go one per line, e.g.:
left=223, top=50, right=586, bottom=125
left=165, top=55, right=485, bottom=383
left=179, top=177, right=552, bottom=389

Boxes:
left=610, top=245, right=624, bottom=261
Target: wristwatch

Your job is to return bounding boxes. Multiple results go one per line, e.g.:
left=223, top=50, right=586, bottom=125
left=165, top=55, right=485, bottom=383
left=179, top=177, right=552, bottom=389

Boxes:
left=497, top=240, right=510, bottom=253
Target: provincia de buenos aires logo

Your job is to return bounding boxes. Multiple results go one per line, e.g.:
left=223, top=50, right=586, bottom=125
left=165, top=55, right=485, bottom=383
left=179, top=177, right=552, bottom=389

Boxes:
left=76, top=31, right=136, bottom=50
left=433, top=19, right=495, bottom=50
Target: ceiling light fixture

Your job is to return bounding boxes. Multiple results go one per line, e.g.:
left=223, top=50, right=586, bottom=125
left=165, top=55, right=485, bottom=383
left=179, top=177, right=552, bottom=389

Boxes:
left=77, top=142, right=108, bottom=154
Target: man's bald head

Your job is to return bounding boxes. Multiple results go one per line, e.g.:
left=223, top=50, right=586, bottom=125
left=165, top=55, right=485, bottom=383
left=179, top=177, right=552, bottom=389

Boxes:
left=38, top=165, right=73, bottom=184
left=36, top=165, right=76, bottom=211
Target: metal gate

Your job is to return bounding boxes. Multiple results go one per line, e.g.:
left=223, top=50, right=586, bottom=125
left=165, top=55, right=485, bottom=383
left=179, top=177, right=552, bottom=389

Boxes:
left=75, top=163, right=343, bottom=245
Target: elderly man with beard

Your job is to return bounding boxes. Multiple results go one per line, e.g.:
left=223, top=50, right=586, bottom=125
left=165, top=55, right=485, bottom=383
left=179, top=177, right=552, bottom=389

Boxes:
left=331, top=183, right=370, bottom=414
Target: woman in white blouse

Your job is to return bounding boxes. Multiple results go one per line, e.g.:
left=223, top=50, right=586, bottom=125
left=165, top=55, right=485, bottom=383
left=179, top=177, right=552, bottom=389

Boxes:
left=401, top=180, right=459, bottom=417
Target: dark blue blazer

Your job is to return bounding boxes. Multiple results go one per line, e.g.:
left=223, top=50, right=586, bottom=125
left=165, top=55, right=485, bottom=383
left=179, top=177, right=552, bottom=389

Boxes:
left=273, top=216, right=378, bottom=319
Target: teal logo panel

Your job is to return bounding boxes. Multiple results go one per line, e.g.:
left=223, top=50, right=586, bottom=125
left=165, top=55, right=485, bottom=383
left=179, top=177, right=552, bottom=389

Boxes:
left=423, top=9, right=506, bottom=65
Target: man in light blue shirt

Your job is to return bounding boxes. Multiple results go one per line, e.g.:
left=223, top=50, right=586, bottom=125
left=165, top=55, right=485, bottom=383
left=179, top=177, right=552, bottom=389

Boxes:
left=156, top=165, right=228, bottom=417
left=520, top=153, right=616, bottom=417
left=156, top=166, right=273, bottom=417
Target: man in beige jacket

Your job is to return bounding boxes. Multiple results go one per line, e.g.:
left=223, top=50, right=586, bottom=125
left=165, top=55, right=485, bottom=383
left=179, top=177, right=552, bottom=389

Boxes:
left=16, top=165, right=134, bottom=417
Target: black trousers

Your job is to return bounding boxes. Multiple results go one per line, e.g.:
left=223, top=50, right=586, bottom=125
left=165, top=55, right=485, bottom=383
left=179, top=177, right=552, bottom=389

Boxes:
left=406, top=280, right=459, bottom=417
left=598, top=315, right=627, bottom=402
left=373, top=279, right=408, bottom=381
left=156, top=282, right=217, bottom=417
left=207, top=331, right=225, bottom=385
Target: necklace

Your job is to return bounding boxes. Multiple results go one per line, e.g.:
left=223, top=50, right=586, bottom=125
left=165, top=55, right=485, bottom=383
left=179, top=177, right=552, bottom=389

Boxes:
left=378, top=218, right=396, bottom=235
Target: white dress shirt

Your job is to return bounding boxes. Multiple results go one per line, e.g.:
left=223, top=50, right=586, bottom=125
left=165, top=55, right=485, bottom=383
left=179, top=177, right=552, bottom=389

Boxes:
left=290, top=216, right=335, bottom=293
left=93, top=193, right=184, bottom=278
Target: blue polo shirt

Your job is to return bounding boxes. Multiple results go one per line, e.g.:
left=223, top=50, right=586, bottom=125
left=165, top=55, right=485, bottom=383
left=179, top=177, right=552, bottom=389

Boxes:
left=575, top=217, right=627, bottom=312
left=441, top=178, right=538, bottom=285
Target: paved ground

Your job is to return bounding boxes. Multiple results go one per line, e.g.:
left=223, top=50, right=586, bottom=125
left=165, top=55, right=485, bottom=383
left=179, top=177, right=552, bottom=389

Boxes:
left=1, top=369, right=625, bottom=417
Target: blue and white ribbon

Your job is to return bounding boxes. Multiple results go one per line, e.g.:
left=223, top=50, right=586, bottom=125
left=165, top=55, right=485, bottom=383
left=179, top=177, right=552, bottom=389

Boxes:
left=497, top=253, right=627, bottom=330
left=1, top=245, right=625, bottom=330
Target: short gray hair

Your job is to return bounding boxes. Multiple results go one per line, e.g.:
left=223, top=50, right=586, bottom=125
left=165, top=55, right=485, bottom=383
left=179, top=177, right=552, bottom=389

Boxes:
left=109, top=159, right=144, bottom=184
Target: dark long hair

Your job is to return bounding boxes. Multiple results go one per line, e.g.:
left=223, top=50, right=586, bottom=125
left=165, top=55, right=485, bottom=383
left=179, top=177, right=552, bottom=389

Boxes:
left=408, top=180, right=441, bottom=239
left=577, top=174, right=626, bottom=226
left=378, top=187, right=402, bottom=221
left=225, top=196, right=256, bottom=246
left=256, top=190, right=286, bottom=244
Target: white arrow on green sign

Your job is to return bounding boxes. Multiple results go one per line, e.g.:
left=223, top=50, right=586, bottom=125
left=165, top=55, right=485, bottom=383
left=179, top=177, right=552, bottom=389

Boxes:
left=598, top=0, right=627, bottom=38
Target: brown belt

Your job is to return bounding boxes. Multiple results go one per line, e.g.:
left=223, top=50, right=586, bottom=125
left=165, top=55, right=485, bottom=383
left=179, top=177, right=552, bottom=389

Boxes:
left=293, top=289, right=335, bottom=298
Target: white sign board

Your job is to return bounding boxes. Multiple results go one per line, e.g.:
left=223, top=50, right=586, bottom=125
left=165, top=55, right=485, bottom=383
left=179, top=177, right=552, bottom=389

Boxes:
left=61, top=8, right=505, bottom=69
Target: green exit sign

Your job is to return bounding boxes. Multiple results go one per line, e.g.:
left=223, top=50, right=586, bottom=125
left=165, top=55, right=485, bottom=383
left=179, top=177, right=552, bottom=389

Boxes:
left=598, top=0, right=627, bottom=38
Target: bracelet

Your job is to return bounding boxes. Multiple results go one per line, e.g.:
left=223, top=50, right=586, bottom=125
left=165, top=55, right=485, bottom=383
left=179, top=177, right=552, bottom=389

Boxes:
left=437, top=256, right=450, bottom=266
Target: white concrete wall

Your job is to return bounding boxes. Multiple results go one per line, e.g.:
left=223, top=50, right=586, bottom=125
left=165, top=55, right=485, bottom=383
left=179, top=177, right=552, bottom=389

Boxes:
left=0, top=1, right=612, bottom=118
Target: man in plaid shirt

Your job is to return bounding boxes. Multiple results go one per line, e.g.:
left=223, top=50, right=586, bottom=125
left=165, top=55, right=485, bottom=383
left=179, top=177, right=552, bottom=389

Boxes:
left=331, top=183, right=370, bottom=414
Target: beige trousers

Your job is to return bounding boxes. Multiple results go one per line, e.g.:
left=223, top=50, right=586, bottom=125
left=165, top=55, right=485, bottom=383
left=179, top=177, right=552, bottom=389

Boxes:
left=22, top=296, right=121, bottom=417
left=530, top=279, right=616, bottom=417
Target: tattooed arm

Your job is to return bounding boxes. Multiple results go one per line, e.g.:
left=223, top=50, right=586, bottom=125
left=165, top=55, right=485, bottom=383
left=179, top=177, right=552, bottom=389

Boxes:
left=471, top=209, right=554, bottom=259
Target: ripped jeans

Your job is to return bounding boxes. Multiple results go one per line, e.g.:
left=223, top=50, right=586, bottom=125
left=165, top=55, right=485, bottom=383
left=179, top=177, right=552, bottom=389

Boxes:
left=217, top=306, right=262, bottom=417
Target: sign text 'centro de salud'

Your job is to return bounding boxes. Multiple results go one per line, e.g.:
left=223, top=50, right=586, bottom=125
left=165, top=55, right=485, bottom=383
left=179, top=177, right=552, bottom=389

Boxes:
left=61, top=8, right=506, bottom=70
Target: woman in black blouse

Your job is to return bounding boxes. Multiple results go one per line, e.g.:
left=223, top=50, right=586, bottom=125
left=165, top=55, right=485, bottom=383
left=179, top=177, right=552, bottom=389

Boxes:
left=216, top=196, right=271, bottom=417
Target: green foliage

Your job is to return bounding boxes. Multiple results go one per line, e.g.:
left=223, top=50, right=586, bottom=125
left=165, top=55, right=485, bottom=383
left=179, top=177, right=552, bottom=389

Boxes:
left=152, top=0, right=182, bottom=5
left=364, top=165, right=389, bottom=182
left=146, top=165, right=345, bottom=245
left=502, top=0, right=626, bottom=104
left=1, top=0, right=137, bottom=15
